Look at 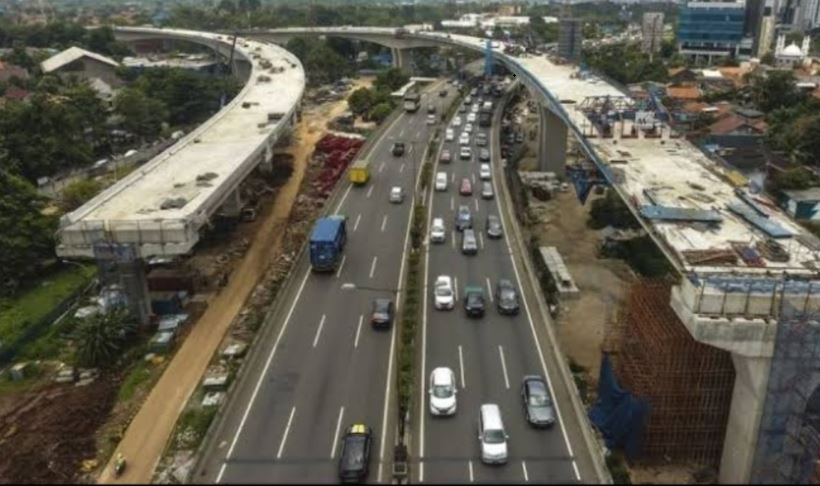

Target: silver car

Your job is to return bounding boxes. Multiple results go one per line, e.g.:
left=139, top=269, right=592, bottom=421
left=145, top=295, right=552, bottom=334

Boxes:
left=481, top=182, right=494, bottom=200
left=461, top=229, right=478, bottom=255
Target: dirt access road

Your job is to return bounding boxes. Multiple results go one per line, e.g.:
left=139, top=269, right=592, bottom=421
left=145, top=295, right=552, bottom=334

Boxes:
left=98, top=80, right=370, bottom=484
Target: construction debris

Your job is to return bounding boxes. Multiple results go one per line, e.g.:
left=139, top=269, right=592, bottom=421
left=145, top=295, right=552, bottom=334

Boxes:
left=682, top=248, right=738, bottom=266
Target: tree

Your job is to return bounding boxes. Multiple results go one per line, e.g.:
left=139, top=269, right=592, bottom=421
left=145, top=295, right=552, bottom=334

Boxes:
left=368, top=102, right=393, bottom=123
left=347, top=87, right=373, bottom=116
left=74, top=309, right=135, bottom=368
left=375, top=67, right=409, bottom=91
left=750, top=70, right=805, bottom=113
left=0, top=168, right=58, bottom=294
left=114, top=88, right=169, bottom=141
left=60, top=178, right=102, bottom=212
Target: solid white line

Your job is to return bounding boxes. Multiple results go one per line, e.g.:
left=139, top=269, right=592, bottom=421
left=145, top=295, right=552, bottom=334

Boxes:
left=216, top=463, right=226, bottom=483
left=366, top=185, right=374, bottom=199
left=335, top=255, right=347, bottom=278
left=354, top=315, right=364, bottom=348
left=458, top=345, right=466, bottom=389
left=335, top=184, right=352, bottom=213
left=379, top=161, right=385, bottom=173
left=381, top=214, right=388, bottom=232
left=276, top=406, right=296, bottom=459
left=498, top=345, right=510, bottom=389
left=573, top=461, right=581, bottom=480
left=223, top=270, right=311, bottom=460
left=522, top=460, right=530, bottom=482
left=313, top=314, right=326, bottom=348
left=400, top=163, right=405, bottom=174
left=468, top=460, right=474, bottom=483
left=454, top=276, right=459, bottom=301
left=369, top=256, right=378, bottom=279
left=486, top=277, right=493, bottom=302
left=479, top=231, right=484, bottom=250
left=354, top=213, right=362, bottom=232
left=331, top=406, right=345, bottom=459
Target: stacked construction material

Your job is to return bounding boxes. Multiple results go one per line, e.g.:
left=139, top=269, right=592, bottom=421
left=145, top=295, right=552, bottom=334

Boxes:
left=312, top=134, right=365, bottom=198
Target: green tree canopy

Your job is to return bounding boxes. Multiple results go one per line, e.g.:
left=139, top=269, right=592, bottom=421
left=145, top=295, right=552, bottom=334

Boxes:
left=750, top=70, right=806, bottom=113
left=114, top=87, right=169, bottom=140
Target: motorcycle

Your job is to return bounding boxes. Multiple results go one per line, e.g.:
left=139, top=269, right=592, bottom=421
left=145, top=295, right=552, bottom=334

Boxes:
left=113, top=453, right=126, bottom=478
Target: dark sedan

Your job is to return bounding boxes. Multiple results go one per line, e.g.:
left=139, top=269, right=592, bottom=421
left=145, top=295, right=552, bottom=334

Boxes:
left=464, top=286, right=485, bottom=318
left=338, top=423, right=373, bottom=483
left=496, top=279, right=520, bottom=315
left=521, top=375, right=556, bottom=428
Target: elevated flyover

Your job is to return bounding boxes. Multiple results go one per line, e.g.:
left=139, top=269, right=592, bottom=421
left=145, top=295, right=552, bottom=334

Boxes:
left=241, top=26, right=820, bottom=484
left=56, top=27, right=305, bottom=260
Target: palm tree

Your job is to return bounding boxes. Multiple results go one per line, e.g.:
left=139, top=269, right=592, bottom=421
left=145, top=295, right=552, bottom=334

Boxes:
left=74, top=309, right=135, bottom=368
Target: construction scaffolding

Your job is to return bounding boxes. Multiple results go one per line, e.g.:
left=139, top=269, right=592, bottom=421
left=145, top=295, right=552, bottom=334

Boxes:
left=751, top=301, right=820, bottom=484
left=605, top=280, right=735, bottom=466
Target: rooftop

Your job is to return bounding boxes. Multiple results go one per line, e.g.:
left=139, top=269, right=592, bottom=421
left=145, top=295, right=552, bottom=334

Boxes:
left=783, top=188, right=820, bottom=202
left=41, top=46, right=119, bottom=73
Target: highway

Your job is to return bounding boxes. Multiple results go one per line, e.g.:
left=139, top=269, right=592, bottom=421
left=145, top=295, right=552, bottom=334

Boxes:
left=195, top=81, right=458, bottom=484
left=415, top=83, right=595, bottom=483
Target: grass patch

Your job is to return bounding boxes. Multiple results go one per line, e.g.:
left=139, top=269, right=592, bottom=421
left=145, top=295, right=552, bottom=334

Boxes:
left=606, top=451, right=632, bottom=484
left=0, top=265, right=96, bottom=356
left=0, top=363, right=44, bottom=394
left=118, top=359, right=155, bottom=402
left=173, top=406, right=218, bottom=450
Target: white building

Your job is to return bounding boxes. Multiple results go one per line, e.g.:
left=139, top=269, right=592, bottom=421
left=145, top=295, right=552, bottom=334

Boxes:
left=774, top=34, right=812, bottom=68
left=641, top=12, right=665, bottom=55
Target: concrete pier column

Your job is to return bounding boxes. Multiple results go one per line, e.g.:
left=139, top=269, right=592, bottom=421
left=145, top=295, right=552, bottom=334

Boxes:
left=538, top=105, right=568, bottom=178
left=391, top=47, right=410, bottom=72
left=720, top=355, right=771, bottom=483
left=97, top=257, right=152, bottom=326
left=220, top=189, right=243, bottom=217
left=260, top=144, right=274, bottom=174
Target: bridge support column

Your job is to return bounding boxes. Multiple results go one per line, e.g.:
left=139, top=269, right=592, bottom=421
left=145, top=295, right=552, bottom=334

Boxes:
left=97, top=257, right=152, bottom=326
left=260, top=145, right=274, bottom=174
left=220, top=189, right=243, bottom=217
left=537, top=105, right=567, bottom=178
left=391, top=47, right=410, bottom=72
left=719, top=355, right=771, bottom=484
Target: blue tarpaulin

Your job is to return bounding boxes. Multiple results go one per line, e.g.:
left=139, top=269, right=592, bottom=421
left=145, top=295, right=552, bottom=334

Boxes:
left=588, top=354, right=649, bottom=459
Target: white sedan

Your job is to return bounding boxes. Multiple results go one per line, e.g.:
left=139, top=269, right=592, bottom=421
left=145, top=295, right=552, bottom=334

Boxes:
left=434, top=275, right=455, bottom=310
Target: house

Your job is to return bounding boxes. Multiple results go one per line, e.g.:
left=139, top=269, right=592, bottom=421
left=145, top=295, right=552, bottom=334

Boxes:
left=40, top=46, right=121, bottom=88
left=781, top=188, right=820, bottom=221
left=666, top=85, right=701, bottom=101
left=707, top=113, right=767, bottom=136
left=3, top=85, right=30, bottom=103
left=0, top=61, right=28, bottom=83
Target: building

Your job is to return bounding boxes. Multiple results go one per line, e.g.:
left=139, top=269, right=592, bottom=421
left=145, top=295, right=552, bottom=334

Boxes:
left=677, top=1, right=746, bottom=63
left=774, top=33, right=812, bottom=67
left=0, top=61, right=28, bottom=83
left=781, top=188, right=820, bottom=221
left=40, top=46, right=121, bottom=88
left=642, top=12, right=665, bottom=57
left=757, top=12, right=776, bottom=58
left=558, top=18, right=583, bottom=62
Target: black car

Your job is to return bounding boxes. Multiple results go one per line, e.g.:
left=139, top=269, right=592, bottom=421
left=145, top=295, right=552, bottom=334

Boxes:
left=371, top=298, right=394, bottom=329
left=521, top=376, right=556, bottom=428
left=464, top=286, right=486, bottom=318
left=439, top=89, right=448, bottom=97
left=496, top=279, right=520, bottom=315
left=486, top=214, right=503, bottom=239
left=338, top=424, right=373, bottom=483
left=392, top=142, right=405, bottom=157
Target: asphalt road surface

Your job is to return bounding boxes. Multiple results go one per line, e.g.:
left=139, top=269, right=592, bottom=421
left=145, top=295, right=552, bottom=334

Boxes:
left=195, top=82, right=457, bottom=484
left=414, top=83, right=595, bottom=484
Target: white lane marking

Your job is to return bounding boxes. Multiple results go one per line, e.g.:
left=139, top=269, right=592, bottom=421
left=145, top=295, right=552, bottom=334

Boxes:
left=330, top=406, right=345, bottom=459
left=313, top=314, right=326, bottom=348
left=400, top=128, right=405, bottom=137
left=276, top=406, right=296, bottom=459
left=335, top=184, right=352, bottom=213
left=486, top=277, right=493, bottom=302
left=366, top=185, right=374, bottom=199
left=381, top=214, right=388, bottom=232
left=223, top=270, right=311, bottom=461
left=522, top=461, right=530, bottom=482
left=498, top=345, right=510, bottom=389
left=471, top=173, right=476, bottom=184
left=468, top=460, right=474, bottom=483
left=451, top=172, right=455, bottom=183
left=379, top=161, right=385, bottom=173
left=416, top=129, right=422, bottom=138
left=450, top=196, right=454, bottom=211
left=354, top=315, right=364, bottom=348
left=400, top=163, right=405, bottom=174
left=451, top=231, right=456, bottom=250
left=479, top=231, right=485, bottom=250
left=353, top=213, right=362, bottom=232
left=369, top=256, right=378, bottom=279
left=216, top=463, right=227, bottom=483
left=335, top=255, right=347, bottom=278
left=474, top=198, right=479, bottom=212
left=493, top=115, right=581, bottom=480
left=454, top=276, right=459, bottom=302
left=458, top=345, right=466, bottom=389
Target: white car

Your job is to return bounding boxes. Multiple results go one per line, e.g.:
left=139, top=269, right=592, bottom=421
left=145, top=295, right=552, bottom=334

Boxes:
left=426, top=114, right=437, bottom=125
left=467, top=112, right=477, bottom=123
left=445, top=128, right=454, bottom=141
left=464, top=123, right=474, bottom=134
left=459, top=132, right=470, bottom=146
left=430, top=218, right=446, bottom=243
left=435, top=171, right=448, bottom=191
left=452, top=116, right=462, bottom=127
left=434, top=275, right=455, bottom=310
left=389, top=186, right=404, bottom=203
left=471, top=103, right=480, bottom=113
left=480, top=163, right=491, bottom=180
left=459, top=146, right=472, bottom=160
left=429, top=367, right=457, bottom=416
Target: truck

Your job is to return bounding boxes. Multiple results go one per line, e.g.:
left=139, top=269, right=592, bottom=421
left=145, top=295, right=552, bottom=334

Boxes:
left=349, top=159, right=370, bottom=185
left=403, top=91, right=420, bottom=113
left=478, top=101, right=493, bottom=127
left=309, top=215, right=347, bottom=272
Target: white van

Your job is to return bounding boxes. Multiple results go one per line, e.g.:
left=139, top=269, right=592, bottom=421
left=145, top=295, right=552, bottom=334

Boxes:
left=430, top=218, right=446, bottom=243
left=478, top=404, right=508, bottom=464
left=435, top=172, right=448, bottom=192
